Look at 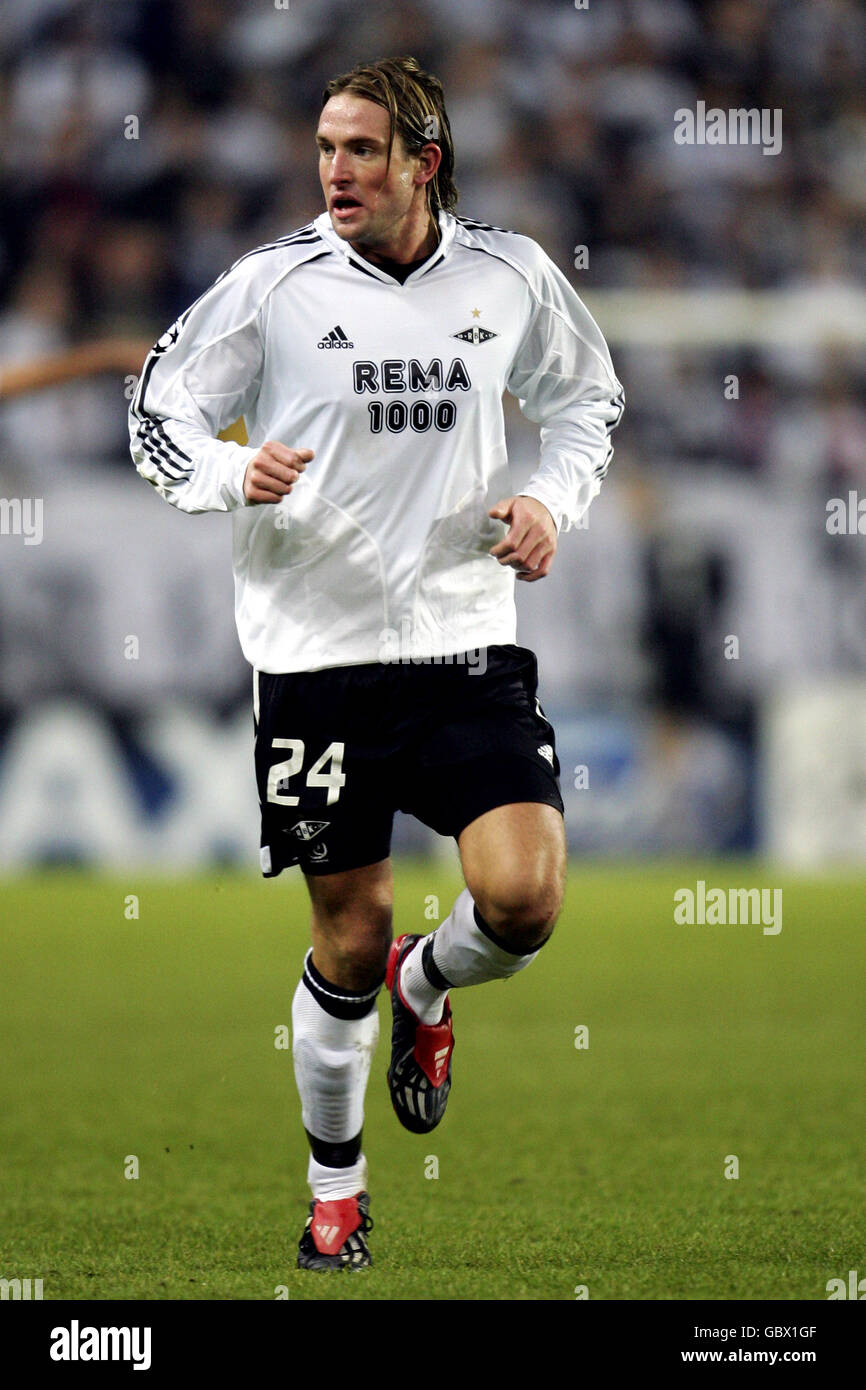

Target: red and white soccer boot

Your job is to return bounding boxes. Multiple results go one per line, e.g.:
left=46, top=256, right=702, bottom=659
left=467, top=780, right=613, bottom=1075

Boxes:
left=386, top=933, right=455, bottom=1134
left=296, top=1191, right=373, bottom=1271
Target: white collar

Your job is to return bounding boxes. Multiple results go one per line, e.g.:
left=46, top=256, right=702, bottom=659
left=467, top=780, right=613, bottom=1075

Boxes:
left=312, top=208, right=456, bottom=284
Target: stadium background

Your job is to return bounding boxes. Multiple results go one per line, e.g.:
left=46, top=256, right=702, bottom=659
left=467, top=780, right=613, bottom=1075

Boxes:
left=1, top=0, right=865, bottom=1308
left=1, top=0, right=864, bottom=867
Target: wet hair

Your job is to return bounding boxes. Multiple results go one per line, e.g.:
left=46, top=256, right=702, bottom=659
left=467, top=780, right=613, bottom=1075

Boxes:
left=322, top=55, right=458, bottom=214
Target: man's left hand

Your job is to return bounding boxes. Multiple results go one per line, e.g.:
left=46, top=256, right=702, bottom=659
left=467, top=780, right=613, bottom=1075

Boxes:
left=488, top=495, right=557, bottom=582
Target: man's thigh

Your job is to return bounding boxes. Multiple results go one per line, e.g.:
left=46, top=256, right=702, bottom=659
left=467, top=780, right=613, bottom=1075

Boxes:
left=398, top=645, right=565, bottom=847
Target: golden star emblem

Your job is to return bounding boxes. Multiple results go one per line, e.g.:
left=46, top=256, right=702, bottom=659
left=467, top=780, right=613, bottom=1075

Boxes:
left=471, top=307, right=481, bottom=318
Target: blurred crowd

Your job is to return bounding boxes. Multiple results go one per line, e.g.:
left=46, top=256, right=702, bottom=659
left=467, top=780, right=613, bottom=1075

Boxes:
left=1, top=0, right=865, bottom=742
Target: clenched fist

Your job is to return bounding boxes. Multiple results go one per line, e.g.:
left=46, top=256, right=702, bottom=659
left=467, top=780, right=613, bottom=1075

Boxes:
left=488, top=495, right=558, bottom=582
left=243, top=441, right=314, bottom=504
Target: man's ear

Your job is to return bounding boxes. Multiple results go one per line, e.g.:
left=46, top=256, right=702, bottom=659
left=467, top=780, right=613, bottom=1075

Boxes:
left=416, top=143, right=442, bottom=186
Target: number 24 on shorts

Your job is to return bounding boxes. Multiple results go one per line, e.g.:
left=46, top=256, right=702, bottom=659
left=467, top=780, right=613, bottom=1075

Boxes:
left=266, top=739, right=346, bottom=807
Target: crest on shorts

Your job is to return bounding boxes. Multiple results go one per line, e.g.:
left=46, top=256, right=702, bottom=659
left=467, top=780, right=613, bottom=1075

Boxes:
left=289, top=819, right=330, bottom=841
left=537, top=744, right=554, bottom=766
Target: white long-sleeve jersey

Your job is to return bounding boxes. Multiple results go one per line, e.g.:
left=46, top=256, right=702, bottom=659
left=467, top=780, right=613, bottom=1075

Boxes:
left=129, top=209, right=624, bottom=673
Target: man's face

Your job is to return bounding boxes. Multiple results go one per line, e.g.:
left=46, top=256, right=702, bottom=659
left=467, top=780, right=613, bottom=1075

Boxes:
left=317, top=93, right=423, bottom=249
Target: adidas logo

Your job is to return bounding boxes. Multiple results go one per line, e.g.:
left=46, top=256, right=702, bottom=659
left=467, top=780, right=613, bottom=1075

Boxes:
left=318, top=325, right=354, bottom=349
left=537, top=744, right=554, bottom=766
left=432, top=1046, right=450, bottom=1083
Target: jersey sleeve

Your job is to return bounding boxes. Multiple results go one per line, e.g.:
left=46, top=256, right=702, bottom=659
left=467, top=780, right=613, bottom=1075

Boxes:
left=505, top=249, right=624, bottom=533
left=128, top=262, right=265, bottom=514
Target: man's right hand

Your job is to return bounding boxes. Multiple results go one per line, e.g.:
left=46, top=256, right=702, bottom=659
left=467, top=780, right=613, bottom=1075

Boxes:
left=243, top=442, right=314, bottom=504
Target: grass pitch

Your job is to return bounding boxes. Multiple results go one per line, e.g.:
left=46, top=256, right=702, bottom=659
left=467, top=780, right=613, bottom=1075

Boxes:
left=0, top=863, right=863, bottom=1301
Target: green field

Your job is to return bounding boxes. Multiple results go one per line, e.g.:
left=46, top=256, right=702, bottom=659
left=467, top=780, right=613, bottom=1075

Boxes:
left=1, top=864, right=863, bottom=1302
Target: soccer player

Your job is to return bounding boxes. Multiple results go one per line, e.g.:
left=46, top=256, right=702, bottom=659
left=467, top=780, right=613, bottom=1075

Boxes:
left=129, top=55, right=623, bottom=1271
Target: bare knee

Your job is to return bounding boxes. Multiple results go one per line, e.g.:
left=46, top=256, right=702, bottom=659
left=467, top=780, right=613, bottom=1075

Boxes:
left=459, top=804, right=566, bottom=956
left=473, top=869, right=564, bottom=954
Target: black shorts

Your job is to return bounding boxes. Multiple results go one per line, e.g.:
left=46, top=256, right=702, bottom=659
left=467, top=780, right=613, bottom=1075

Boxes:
left=254, top=644, right=564, bottom=877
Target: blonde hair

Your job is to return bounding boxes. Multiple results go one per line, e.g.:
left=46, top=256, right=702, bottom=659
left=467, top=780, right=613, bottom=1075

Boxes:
left=322, top=55, right=458, bottom=215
